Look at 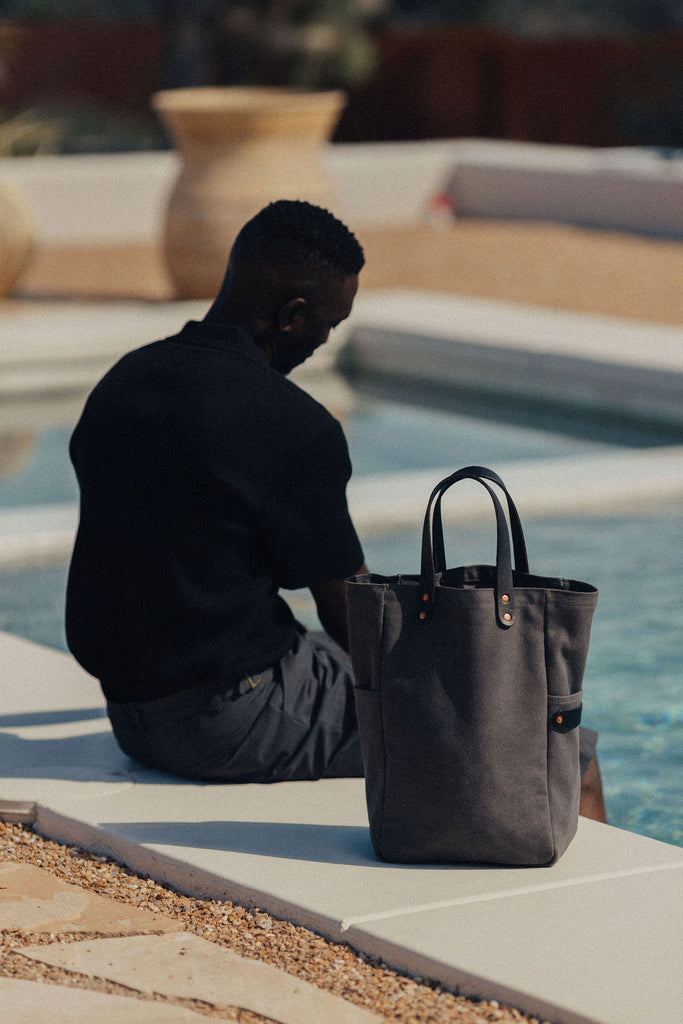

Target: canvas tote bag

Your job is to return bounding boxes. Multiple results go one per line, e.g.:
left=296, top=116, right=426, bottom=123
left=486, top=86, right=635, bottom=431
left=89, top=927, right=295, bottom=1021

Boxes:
left=346, top=466, right=598, bottom=865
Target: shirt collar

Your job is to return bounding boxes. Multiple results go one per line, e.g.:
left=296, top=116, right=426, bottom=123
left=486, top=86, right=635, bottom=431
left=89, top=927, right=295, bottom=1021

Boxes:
left=176, top=320, right=267, bottom=363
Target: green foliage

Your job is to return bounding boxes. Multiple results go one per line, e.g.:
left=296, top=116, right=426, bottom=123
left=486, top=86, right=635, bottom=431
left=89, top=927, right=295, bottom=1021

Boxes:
left=0, top=108, right=64, bottom=156
left=216, top=0, right=388, bottom=90
left=0, top=104, right=165, bottom=155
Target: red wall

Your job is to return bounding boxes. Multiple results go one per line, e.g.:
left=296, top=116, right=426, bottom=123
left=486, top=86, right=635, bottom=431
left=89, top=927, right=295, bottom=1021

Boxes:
left=335, top=27, right=683, bottom=148
left=0, top=20, right=169, bottom=114
left=1, top=21, right=680, bottom=149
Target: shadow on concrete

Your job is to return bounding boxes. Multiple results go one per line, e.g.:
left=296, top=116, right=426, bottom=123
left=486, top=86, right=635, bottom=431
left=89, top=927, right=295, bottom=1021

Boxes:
left=0, top=708, right=106, bottom=728
left=99, top=819, right=470, bottom=870
left=0, top=728, right=128, bottom=780
left=0, top=729, right=191, bottom=785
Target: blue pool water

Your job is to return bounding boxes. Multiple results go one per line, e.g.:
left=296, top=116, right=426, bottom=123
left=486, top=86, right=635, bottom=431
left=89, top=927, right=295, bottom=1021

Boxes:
left=0, top=426, right=79, bottom=508
left=346, top=397, right=614, bottom=475
left=0, top=399, right=680, bottom=846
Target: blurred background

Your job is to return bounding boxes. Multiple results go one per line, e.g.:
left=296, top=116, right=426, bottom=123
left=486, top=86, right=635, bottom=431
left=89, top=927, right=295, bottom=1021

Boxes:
left=0, top=0, right=681, bottom=156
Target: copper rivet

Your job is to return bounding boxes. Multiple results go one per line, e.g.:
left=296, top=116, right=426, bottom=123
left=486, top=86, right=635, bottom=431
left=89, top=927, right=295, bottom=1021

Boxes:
left=503, top=612, right=511, bottom=622
left=423, top=593, right=429, bottom=601
left=556, top=714, right=564, bottom=725
left=419, top=611, right=426, bottom=620
left=501, top=593, right=510, bottom=603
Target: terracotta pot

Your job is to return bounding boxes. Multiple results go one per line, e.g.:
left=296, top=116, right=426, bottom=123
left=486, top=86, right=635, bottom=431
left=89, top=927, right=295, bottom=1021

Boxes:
left=0, top=178, right=35, bottom=297
left=152, top=87, right=346, bottom=299
left=0, top=431, right=36, bottom=478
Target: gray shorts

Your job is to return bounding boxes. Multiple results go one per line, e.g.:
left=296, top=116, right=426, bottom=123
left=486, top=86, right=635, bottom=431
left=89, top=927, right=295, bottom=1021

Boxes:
left=107, top=627, right=598, bottom=784
left=107, top=628, right=363, bottom=783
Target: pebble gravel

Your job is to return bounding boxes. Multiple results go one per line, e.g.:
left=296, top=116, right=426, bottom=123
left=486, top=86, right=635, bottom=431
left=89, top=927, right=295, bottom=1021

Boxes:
left=0, top=821, right=553, bottom=1023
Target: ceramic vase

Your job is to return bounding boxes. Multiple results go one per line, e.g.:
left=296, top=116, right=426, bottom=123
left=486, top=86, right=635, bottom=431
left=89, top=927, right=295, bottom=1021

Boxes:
left=152, top=87, right=346, bottom=299
left=0, top=178, right=35, bottom=297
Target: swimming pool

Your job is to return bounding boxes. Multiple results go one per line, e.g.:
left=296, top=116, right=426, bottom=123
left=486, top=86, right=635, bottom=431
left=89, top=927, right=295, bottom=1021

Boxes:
left=0, top=397, right=681, bottom=847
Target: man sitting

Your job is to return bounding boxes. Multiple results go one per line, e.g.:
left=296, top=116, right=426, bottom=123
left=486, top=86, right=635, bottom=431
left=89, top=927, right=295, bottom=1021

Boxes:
left=66, top=198, right=606, bottom=821
left=67, top=200, right=368, bottom=783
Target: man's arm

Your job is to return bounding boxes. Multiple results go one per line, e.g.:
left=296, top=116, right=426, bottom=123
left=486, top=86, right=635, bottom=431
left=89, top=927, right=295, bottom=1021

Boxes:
left=310, top=563, right=368, bottom=652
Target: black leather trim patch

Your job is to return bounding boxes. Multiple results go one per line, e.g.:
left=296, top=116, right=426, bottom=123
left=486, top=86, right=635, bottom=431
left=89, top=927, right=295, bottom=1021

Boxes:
left=549, top=705, right=582, bottom=733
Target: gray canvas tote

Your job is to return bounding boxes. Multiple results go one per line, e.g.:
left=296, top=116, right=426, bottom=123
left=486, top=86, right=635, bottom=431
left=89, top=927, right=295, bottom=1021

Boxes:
left=346, top=466, right=598, bottom=865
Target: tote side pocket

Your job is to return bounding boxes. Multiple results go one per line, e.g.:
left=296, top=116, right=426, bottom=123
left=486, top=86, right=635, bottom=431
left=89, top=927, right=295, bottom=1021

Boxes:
left=353, top=687, right=387, bottom=857
left=546, top=690, right=583, bottom=862
left=547, top=690, right=583, bottom=732
left=346, top=580, right=387, bottom=691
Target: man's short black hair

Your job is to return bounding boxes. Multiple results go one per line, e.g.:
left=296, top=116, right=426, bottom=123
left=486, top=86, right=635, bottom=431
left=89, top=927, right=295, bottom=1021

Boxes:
left=231, top=200, right=365, bottom=281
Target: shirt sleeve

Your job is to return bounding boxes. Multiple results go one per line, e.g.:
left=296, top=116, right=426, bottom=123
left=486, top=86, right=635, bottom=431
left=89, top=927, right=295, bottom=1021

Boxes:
left=260, top=418, right=364, bottom=590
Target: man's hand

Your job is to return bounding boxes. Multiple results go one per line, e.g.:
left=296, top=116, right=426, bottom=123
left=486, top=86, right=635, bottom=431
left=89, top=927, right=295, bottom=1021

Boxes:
left=310, top=564, right=368, bottom=652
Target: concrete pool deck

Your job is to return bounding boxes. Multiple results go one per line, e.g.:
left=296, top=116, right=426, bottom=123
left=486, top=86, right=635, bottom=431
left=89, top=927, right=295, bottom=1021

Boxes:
left=1, top=628, right=682, bottom=1024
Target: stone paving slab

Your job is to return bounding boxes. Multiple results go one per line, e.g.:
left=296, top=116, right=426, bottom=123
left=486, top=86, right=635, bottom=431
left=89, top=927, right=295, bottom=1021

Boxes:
left=20, top=931, right=381, bottom=1024
left=0, top=976, right=210, bottom=1023
left=0, top=862, right=181, bottom=935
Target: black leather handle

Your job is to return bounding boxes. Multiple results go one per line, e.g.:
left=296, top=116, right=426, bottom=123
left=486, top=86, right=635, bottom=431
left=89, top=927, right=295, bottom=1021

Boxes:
left=432, top=465, right=529, bottom=575
left=419, top=466, right=526, bottom=628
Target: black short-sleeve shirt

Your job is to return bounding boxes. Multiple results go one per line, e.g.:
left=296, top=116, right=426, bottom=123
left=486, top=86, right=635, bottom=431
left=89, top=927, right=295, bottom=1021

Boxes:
left=66, top=321, right=364, bottom=702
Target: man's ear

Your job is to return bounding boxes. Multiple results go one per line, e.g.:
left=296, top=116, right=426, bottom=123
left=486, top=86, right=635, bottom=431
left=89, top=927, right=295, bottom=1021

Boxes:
left=277, top=297, right=307, bottom=332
